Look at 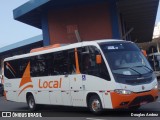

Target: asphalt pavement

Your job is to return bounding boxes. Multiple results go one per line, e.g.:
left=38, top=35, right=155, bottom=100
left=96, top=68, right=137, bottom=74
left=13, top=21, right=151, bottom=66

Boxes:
left=0, top=93, right=160, bottom=120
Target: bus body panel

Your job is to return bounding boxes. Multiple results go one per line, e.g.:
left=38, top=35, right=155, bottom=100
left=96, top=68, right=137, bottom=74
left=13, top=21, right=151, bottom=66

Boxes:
left=119, top=79, right=158, bottom=93
left=4, top=74, right=114, bottom=108
left=69, top=74, right=85, bottom=107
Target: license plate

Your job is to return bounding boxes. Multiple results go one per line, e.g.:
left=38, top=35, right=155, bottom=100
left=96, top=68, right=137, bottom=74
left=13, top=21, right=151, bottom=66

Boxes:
left=140, top=101, right=147, bottom=105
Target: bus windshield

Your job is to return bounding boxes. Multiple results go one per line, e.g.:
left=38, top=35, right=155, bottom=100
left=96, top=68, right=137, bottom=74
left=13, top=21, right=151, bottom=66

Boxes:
left=99, top=42, right=152, bottom=76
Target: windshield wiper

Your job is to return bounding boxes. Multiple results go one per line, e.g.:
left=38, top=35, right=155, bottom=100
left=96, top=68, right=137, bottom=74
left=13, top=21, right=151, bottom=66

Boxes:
left=114, top=67, right=142, bottom=76
left=134, top=65, right=153, bottom=73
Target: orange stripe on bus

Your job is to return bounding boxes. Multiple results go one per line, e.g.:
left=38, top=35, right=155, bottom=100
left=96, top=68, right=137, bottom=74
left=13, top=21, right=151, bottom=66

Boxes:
left=75, top=48, right=81, bottom=74
left=30, top=44, right=61, bottom=53
left=6, top=62, right=16, bottom=74
left=18, top=85, right=33, bottom=96
left=19, top=62, right=32, bottom=88
left=110, top=89, right=158, bottom=109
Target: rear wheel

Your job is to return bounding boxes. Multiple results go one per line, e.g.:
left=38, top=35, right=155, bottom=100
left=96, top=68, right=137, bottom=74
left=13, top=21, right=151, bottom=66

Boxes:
left=89, top=95, right=103, bottom=114
left=27, top=95, right=36, bottom=111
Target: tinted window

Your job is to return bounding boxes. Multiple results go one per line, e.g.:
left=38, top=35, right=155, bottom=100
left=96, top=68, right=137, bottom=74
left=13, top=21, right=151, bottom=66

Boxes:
left=54, top=50, right=69, bottom=75
left=4, top=47, right=110, bottom=80
left=30, top=52, right=68, bottom=77
left=30, top=55, right=48, bottom=77
left=79, top=46, right=110, bottom=80
left=4, top=58, right=29, bottom=79
left=68, top=49, right=76, bottom=74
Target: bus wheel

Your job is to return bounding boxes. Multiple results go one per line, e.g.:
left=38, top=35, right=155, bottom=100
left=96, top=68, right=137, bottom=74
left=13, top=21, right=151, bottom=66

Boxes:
left=89, top=95, right=103, bottom=114
left=129, top=105, right=141, bottom=110
left=27, top=95, right=36, bottom=111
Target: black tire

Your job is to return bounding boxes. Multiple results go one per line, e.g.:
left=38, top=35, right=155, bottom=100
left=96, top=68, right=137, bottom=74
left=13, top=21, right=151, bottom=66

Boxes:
left=27, top=95, right=36, bottom=111
left=129, top=105, right=141, bottom=110
left=89, top=95, right=103, bottom=114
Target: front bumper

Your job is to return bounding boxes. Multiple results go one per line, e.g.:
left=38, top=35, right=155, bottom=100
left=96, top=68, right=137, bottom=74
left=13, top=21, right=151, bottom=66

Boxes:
left=110, top=89, right=159, bottom=109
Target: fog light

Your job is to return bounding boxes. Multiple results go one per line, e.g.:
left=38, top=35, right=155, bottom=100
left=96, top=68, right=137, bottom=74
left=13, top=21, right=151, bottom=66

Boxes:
left=153, top=85, right=158, bottom=90
left=120, top=101, right=129, bottom=106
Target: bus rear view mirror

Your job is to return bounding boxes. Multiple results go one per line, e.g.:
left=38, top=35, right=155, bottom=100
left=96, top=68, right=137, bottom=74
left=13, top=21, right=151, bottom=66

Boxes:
left=141, top=50, right=147, bottom=57
left=96, top=55, right=102, bottom=64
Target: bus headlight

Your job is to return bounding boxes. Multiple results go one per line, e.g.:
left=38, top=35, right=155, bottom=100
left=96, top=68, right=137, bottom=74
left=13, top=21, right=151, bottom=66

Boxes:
left=153, top=84, right=158, bottom=90
left=114, top=89, right=133, bottom=95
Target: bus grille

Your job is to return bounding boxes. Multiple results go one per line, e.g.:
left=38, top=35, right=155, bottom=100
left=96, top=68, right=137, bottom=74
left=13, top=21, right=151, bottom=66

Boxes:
left=126, top=77, right=152, bottom=85
left=129, top=95, right=154, bottom=107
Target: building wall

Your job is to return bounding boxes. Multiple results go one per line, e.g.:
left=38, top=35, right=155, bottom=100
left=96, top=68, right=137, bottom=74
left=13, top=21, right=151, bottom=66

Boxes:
left=48, top=3, right=112, bottom=44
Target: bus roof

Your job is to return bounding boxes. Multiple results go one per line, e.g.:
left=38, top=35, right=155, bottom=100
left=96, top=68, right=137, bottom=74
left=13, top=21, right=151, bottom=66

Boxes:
left=4, top=39, right=128, bottom=61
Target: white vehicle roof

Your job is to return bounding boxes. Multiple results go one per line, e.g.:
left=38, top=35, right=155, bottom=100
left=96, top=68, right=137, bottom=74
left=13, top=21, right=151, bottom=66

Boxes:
left=4, top=39, right=130, bottom=61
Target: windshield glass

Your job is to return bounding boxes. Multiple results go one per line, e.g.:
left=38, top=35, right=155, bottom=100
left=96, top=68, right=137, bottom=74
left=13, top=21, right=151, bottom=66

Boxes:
left=99, top=42, right=152, bottom=76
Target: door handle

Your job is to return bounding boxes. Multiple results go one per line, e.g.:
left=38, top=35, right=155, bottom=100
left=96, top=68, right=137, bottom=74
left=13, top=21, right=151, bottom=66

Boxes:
left=13, top=91, right=16, bottom=92
left=74, top=90, right=79, bottom=92
left=38, top=91, right=41, bottom=92
left=49, top=91, right=53, bottom=93
left=61, top=91, right=66, bottom=92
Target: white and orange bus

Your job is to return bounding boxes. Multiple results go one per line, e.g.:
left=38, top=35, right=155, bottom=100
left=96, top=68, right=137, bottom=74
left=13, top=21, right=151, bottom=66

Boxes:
left=3, top=40, right=159, bottom=114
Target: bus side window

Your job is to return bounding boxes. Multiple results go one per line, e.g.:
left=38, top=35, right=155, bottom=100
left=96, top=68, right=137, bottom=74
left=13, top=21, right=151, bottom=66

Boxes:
left=4, top=58, right=30, bottom=79
left=19, top=58, right=30, bottom=77
left=46, top=53, right=54, bottom=76
left=99, top=58, right=111, bottom=81
left=54, top=50, right=69, bottom=75
left=81, top=46, right=110, bottom=81
left=68, top=49, right=76, bottom=74
left=81, top=46, right=99, bottom=75
left=30, top=55, right=48, bottom=77
left=4, top=60, right=19, bottom=79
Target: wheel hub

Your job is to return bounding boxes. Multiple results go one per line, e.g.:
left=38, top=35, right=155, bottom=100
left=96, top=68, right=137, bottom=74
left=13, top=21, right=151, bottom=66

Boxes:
left=92, top=99, right=100, bottom=111
left=29, top=98, right=34, bottom=108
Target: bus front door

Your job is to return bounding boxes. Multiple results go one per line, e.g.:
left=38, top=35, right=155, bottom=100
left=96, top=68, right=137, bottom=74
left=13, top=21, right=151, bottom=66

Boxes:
left=69, top=75, right=84, bottom=107
left=61, top=75, right=72, bottom=106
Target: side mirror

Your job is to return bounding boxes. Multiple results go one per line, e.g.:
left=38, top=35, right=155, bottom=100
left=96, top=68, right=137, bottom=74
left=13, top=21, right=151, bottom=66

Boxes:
left=96, top=55, right=102, bottom=64
left=141, top=50, right=147, bottom=57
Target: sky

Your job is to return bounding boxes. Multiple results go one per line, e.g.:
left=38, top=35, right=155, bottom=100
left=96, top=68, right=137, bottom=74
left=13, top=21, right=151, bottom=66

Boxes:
left=156, top=1, right=160, bottom=24
left=0, top=1, right=160, bottom=48
left=0, top=0, right=42, bottom=48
